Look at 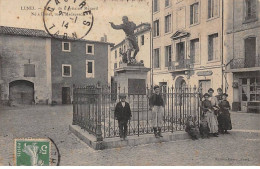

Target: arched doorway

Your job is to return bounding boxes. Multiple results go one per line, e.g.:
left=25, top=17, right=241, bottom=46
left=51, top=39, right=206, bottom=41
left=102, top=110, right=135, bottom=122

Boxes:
left=9, top=80, right=34, bottom=104
left=175, top=76, right=186, bottom=89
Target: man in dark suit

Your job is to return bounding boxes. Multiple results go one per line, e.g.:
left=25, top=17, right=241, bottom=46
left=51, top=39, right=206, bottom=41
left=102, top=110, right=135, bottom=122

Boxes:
left=115, top=94, right=132, bottom=141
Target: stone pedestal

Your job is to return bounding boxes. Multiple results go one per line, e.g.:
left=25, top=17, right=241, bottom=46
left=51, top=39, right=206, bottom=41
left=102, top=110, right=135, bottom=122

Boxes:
left=114, top=63, right=150, bottom=94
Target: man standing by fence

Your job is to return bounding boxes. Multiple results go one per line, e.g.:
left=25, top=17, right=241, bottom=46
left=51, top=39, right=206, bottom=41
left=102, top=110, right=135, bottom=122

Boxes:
left=149, top=85, right=164, bottom=138
left=115, top=94, right=132, bottom=141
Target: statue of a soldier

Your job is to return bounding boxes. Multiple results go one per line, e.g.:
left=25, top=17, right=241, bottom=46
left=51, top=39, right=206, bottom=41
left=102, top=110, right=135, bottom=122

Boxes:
left=110, top=16, right=139, bottom=63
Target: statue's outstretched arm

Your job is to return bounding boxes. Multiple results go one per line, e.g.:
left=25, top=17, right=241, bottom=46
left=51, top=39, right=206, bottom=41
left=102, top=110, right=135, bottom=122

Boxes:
left=109, top=22, right=124, bottom=30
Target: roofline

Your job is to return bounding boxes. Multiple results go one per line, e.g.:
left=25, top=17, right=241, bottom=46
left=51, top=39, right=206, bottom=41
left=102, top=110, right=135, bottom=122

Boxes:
left=0, top=26, right=114, bottom=46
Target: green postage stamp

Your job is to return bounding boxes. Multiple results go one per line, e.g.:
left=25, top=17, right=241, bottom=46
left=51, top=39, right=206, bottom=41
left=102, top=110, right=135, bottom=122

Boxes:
left=14, top=138, right=51, bottom=166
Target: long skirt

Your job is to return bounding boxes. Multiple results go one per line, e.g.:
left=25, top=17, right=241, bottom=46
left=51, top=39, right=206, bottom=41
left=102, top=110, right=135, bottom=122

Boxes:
left=218, top=111, right=232, bottom=131
left=205, top=111, right=218, bottom=133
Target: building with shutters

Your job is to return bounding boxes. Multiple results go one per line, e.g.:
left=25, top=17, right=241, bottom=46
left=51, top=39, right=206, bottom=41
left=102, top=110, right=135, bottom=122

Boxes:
left=0, top=26, right=113, bottom=105
left=152, top=0, right=225, bottom=95
left=224, top=0, right=260, bottom=112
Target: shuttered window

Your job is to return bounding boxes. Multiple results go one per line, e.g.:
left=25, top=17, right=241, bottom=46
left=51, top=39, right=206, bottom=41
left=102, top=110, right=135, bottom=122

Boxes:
left=24, top=64, right=35, bottom=77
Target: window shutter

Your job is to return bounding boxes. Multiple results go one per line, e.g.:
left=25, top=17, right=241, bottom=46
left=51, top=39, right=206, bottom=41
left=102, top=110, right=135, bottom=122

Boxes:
left=190, top=5, right=194, bottom=24
left=208, top=0, right=212, bottom=18
left=213, top=0, right=218, bottom=17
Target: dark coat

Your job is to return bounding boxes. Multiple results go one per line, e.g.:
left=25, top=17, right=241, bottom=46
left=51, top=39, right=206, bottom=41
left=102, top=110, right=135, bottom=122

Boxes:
left=115, top=102, right=132, bottom=121
left=149, top=93, right=164, bottom=107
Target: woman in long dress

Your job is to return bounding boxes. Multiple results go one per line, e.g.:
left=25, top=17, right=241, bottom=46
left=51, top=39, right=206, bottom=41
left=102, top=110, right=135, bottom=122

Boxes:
left=218, top=93, right=232, bottom=134
left=208, top=88, right=220, bottom=136
left=201, top=92, right=219, bottom=137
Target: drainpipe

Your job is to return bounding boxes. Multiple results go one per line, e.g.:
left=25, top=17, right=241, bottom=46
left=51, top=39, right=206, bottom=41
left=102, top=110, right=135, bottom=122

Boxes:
left=221, top=0, right=224, bottom=92
left=151, top=0, right=154, bottom=88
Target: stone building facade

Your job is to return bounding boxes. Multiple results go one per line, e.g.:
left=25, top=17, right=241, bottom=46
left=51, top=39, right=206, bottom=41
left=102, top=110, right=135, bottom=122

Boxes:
left=51, top=38, right=113, bottom=104
left=0, top=26, right=52, bottom=105
left=0, top=26, right=113, bottom=105
left=152, top=0, right=225, bottom=94
left=224, top=0, right=260, bottom=112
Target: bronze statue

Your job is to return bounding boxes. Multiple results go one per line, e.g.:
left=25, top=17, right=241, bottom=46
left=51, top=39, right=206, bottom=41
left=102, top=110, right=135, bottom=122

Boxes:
left=110, top=16, right=139, bottom=63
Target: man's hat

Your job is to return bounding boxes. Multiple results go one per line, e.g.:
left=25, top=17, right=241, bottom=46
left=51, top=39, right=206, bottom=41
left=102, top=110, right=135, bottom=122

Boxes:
left=153, top=85, right=160, bottom=90
left=203, top=93, right=210, bottom=97
left=217, top=88, right=222, bottom=91
left=119, top=93, right=127, bottom=98
left=223, top=93, right=228, bottom=97
left=208, top=88, right=214, bottom=92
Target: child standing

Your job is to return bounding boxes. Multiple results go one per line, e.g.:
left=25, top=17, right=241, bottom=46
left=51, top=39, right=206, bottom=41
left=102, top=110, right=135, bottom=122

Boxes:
left=115, top=94, right=132, bottom=140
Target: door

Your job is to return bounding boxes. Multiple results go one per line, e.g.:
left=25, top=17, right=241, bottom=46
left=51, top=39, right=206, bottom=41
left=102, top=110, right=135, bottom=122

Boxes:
left=62, top=87, right=71, bottom=104
left=9, top=80, right=34, bottom=104
left=245, top=37, right=256, bottom=68
left=199, top=80, right=211, bottom=95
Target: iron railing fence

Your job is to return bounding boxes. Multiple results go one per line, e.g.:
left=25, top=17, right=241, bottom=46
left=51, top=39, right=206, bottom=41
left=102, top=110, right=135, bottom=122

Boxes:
left=230, top=57, right=260, bottom=69
left=72, top=84, right=201, bottom=141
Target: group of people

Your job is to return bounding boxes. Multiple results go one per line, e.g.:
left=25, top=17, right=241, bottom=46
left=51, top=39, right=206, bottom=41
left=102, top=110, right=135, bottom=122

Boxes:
left=114, top=85, right=232, bottom=141
left=186, top=88, right=232, bottom=140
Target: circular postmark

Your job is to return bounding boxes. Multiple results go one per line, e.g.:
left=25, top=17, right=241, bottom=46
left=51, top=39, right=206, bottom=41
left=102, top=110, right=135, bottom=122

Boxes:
left=43, top=0, right=94, bottom=40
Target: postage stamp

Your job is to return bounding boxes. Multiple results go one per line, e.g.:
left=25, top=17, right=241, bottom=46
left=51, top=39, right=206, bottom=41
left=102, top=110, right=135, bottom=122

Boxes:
left=14, top=138, right=51, bottom=166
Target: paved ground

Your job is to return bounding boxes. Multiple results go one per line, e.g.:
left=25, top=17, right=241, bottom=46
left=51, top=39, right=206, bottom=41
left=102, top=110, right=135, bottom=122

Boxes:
left=0, top=105, right=259, bottom=166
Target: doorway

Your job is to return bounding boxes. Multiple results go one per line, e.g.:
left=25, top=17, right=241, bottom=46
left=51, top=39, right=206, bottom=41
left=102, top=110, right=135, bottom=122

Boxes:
left=199, top=80, right=211, bottom=95
left=62, top=87, right=71, bottom=104
left=9, top=80, right=34, bottom=104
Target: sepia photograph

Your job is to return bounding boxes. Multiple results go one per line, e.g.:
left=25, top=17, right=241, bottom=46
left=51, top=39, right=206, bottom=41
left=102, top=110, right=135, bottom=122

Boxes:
left=0, top=0, right=259, bottom=166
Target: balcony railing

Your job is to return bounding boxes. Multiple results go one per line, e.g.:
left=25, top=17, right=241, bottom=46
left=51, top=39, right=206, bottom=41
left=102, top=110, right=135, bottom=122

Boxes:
left=230, top=57, right=260, bottom=69
left=168, top=59, right=193, bottom=71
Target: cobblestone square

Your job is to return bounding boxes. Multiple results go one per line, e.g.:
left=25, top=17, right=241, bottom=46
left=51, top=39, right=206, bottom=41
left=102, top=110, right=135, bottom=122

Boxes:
left=0, top=105, right=259, bottom=166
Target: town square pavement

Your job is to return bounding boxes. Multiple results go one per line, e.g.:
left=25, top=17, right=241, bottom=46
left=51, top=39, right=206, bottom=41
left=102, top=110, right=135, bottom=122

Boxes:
left=0, top=105, right=259, bottom=166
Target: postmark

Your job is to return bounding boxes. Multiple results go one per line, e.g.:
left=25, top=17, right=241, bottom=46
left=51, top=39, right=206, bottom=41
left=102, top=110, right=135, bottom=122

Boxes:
left=14, top=138, right=59, bottom=166
left=43, top=0, right=94, bottom=40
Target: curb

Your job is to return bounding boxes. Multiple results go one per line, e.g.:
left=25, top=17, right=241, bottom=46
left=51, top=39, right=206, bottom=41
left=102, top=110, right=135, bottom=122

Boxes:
left=69, top=124, right=190, bottom=150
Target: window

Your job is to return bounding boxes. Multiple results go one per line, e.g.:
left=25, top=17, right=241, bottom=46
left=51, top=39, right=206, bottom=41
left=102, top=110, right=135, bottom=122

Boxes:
left=245, top=0, right=257, bottom=21
left=154, top=48, right=160, bottom=68
left=153, top=20, right=160, bottom=37
left=153, top=0, right=159, bottom=12
left=165, top=14, right=172, bottom=33
left=62, top=42, right=71, bottom=52
left=24, top=64, right=35, bottom=77
left=165, top=45, right=172, bottom=67
left=62, top=64, right=72, bottom=77
left=190, top=38, right=200, bottom=63
left=190, top=3, right=199, bottom=25
left=208, top=0, right=219, bottom=19
left=176, top=42, right=185, bottom=62
left=114, top=63, right=117, bottom=69
left=86, top=60, right=94, bottom=78
left=165, top=0, right=170, bottom=7
left=115, top=50, right=117, bottom=58
left=208, top=33, right=219, bottom=61
left=141, top=35, right=145, bottom=45
left=86, top=44, right=94, bottom=55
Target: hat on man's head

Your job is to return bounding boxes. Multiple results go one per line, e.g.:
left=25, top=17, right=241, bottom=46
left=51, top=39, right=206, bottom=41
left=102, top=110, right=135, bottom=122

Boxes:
left=208, top=88, right=214, bottom=92
left=119, top=93, right=127, bottom=98
left=203, top=93, right=210, bottom=98
left=217, top=88, right=223, bottom=92
left=153, top=85, right=160, bottom=90
left=222, top=93, right=228, bottom=97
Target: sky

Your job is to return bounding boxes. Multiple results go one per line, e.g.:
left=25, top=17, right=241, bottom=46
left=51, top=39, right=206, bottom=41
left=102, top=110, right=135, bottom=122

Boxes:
left=0, top=0, right=151, bottom=44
